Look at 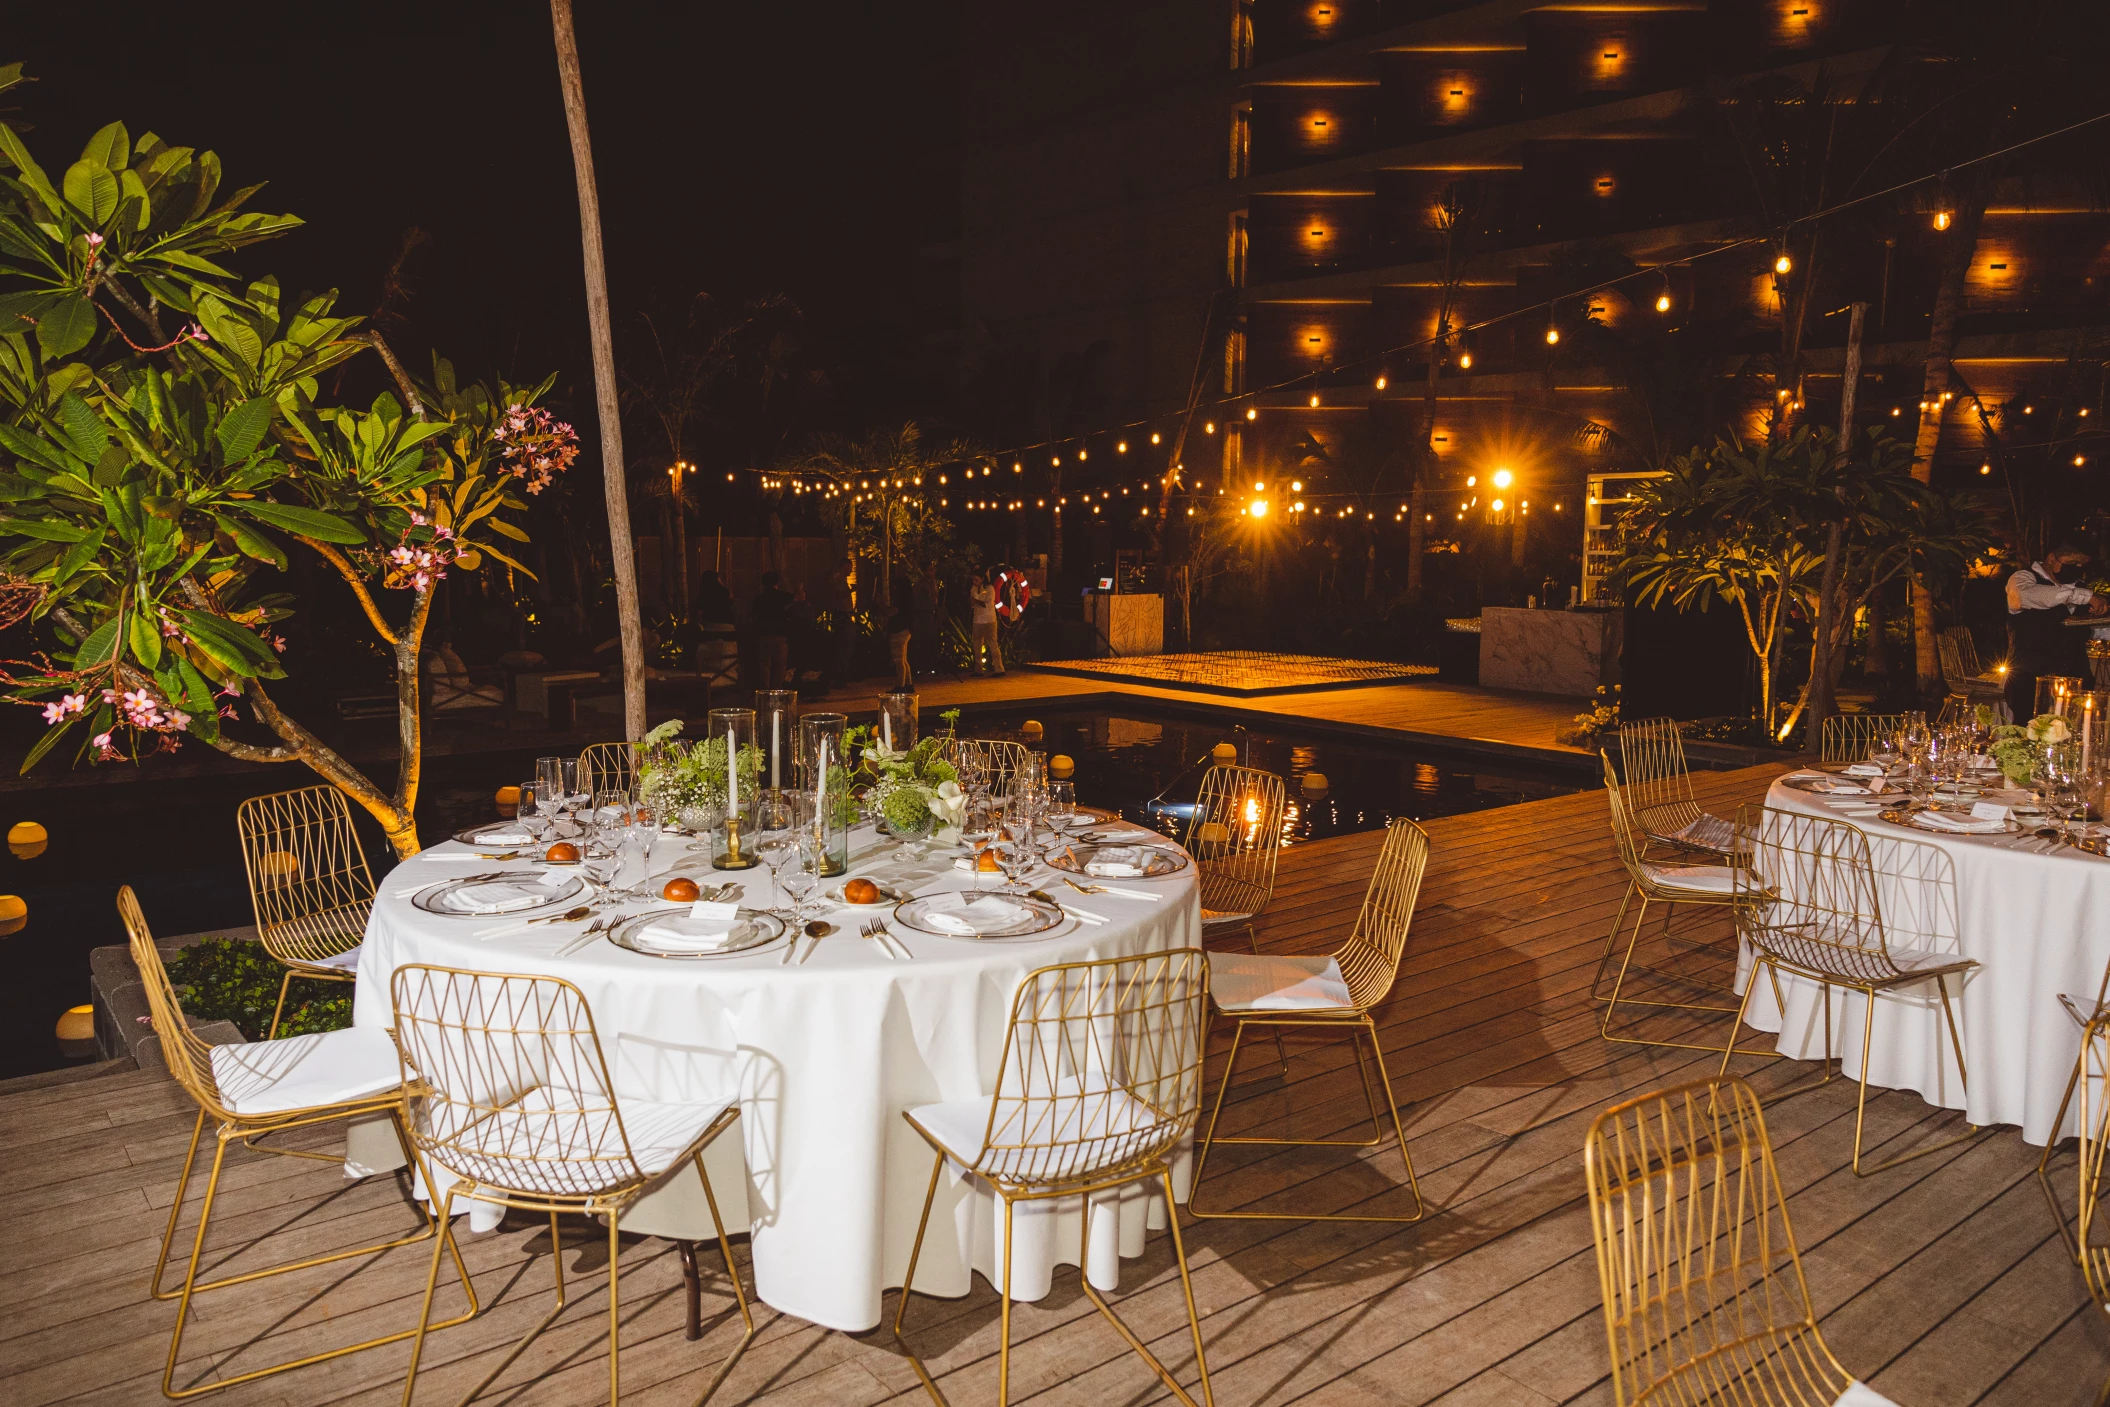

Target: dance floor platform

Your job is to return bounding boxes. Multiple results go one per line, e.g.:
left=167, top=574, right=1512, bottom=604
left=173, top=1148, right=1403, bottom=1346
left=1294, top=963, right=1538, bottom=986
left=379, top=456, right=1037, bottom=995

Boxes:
left=1030, top=650, right=1438, bottom=696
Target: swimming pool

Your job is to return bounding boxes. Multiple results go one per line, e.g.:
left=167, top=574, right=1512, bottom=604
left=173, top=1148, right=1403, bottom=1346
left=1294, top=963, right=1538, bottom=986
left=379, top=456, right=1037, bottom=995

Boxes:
left=959, top=706, right=1583, bottom=846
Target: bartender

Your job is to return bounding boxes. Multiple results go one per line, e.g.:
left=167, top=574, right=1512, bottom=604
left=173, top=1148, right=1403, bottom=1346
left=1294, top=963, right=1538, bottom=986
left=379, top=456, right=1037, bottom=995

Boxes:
left=2006, top=542, right=2108, bottom=720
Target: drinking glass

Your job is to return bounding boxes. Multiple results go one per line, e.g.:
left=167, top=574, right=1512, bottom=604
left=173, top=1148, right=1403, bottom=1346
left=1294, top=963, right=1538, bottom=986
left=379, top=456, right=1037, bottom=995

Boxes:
left=1046, top=779, right=1076, bottom=832
left=593, top=789, right=630, bottom=839
left=779, top=838, right=820, bottom=928
left=624, top=802, right=660, bottom=888
left=993, top=838, right=1035, bottom=894
left=754, top=791, right=795, bottom=911
left=517, top=782, right=550, bottom=846
left=581, top=842, right=620, bottom=909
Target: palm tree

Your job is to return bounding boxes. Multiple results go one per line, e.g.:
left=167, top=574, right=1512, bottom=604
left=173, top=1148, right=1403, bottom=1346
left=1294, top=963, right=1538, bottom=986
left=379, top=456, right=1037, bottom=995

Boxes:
left=549, top=0, right=645, bottom=738
left=792, top=423, right=980, bottom=612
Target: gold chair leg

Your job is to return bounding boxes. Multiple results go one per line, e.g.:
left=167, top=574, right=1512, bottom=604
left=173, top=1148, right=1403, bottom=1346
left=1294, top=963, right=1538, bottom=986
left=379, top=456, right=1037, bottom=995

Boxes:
left=1599, top=895, right=1747, bottom=1053
left=399, top=1188, right=460, bottom=1407
left=997, top=1195, right=1016, bottom=1407
left=449, top=1207, right=577, bottom=1407
left=893, top=1151, right=953, bottom=1407
left=687, top=1145, right=756, bottom=1407
left=1075, top=1185, right=1212, bottom=1407
left=267, top=968, right=296, bottom=1042
left=161, top=1131, right=230, bottom=1398
left=1849, top=976, right=1983, bottom=1177
left=1189, top=1016, right=1426, bottom=1222
left=607, top=1212, right=622, bottom=1407
left=150, top=1109, right=208, bottom=1300
left=2040, top=1045, right=2091, bottom=1259
left=1590, top=880, right=1639, bottom=1001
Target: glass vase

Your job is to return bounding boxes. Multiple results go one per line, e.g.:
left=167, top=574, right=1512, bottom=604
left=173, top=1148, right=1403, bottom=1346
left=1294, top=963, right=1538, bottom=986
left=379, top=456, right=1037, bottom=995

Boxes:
left=708, top=707, right=759, bottom=870
left=799, top=712, right=850, bottom=876
left=754, top=688, right=799, bottom=796
left=877, top=690, right=918, bottom=754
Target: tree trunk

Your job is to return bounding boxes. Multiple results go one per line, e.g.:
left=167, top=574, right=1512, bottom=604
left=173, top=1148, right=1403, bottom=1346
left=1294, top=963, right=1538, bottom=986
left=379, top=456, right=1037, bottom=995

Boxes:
left=1909, top=192, right=1987, bottom=698
left=669, top=492, right=689, bottom=620
left=879, top=500, right=894, bottom=611
left=1411, top=325, right=1443, bottom=600
left=551, top=0, right=647, bottom=741
left=1806, top=302, right=1866, bottom=743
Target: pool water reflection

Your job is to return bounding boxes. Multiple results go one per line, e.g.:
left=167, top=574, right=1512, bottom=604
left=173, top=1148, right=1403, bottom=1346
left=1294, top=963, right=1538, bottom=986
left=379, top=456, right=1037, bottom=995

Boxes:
left=963, top=708, right=1582, bottom=845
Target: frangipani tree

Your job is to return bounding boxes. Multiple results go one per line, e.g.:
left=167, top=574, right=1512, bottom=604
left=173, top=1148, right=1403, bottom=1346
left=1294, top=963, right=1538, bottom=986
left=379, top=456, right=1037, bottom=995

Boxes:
left=0, top=112, right=571, bottom=856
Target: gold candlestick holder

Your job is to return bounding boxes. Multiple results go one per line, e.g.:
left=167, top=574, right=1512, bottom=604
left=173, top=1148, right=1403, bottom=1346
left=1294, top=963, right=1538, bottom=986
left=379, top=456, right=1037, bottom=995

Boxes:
left=713, top=811, right=757, bottom=870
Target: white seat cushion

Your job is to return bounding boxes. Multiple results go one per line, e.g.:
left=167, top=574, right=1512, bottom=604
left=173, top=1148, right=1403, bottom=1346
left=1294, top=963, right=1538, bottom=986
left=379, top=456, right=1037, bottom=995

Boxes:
left=1835, top=1381, right=1900, bottom=1407
left=1657, top=812, right=1736, bottom=852
left=210, top=1025, right=404, bottom=1116
left=1641, top=861, right=1738, bottom=894
left=308, top=944, right=364, bottom=973
left=908, top=1075, right=1164, bottom=1183
left=423, top=1088, right=737, bottom=1196
left=1210, top=954, right=1354, bottom=1012
left=1200, top=907, right=1254, bottom=926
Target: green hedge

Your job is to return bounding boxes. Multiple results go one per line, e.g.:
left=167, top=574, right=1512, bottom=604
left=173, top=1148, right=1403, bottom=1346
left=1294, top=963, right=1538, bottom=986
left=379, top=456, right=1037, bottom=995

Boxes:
left=164, top=937, right=352, bottom=1040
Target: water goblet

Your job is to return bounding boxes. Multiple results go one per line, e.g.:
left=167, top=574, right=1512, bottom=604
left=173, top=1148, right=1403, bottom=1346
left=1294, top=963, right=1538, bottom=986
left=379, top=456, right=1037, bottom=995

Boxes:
left=1046, top=779, right=1076, bottom=833
left=517, top=782, right=550, bottom=847
left=780, top=841, right=820, bottom=929
left=993, top=837, right=1035, bottom=894
left=581, top=842, right=621, bottom=910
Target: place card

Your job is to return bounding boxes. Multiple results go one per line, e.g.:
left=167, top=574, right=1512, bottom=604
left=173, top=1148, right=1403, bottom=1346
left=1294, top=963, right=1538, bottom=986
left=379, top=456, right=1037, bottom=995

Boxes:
left=1969, top=801, right=2009, bottom=822
left=691, top=900, right=740, bottom=924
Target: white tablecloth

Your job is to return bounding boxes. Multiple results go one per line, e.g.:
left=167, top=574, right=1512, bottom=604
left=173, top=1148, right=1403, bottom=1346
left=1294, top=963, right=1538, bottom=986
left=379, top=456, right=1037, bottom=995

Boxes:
left=347, top=821, right=1200, bottom=1331
left=1749, top=777, right=2110, bottom=1144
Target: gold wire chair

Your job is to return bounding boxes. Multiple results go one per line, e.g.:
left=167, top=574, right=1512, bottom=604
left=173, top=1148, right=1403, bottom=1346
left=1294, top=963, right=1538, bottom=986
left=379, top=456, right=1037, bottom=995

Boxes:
left=1585, top=1076, right=1899, bottom=1407
left=2074, top=1013, right=2110, bottom=1407
left=1724, top=804, right=1981, bottom=1176
left=956, top=736, right=1032, bottom=789
left=1181, top=763, right=1287, bottom=955
left=389, top=964, right=754, bottom=1407
left=2035, top=953, right=2110, bottom=1253
left=895, top=949, right=1213, bottom=1407
left=1817, top=713, right=1905, bottom=765
left=1187, top=817, right=1430, bottom=1223
left=1938, top=626, right=2007, bottom=705
left=1618, top=715, right=1736, bottom=854
left=123, top=886, right=475, bottom=1400
left=578, top=740, right=640, bottom=797
left=1595, top=752, right=1767, bottom=1055
left=236, top=785, right=375, bottom=1039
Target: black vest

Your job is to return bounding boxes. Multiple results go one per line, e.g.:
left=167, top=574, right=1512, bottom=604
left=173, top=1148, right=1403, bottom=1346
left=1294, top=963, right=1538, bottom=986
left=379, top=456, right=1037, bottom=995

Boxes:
left=2008, top=568, right=2086, bottom=674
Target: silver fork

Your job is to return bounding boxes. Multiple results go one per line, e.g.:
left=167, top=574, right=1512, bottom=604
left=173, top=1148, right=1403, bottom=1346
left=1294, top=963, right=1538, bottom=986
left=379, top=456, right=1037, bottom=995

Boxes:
left=555, top=916, right=613, bottom=956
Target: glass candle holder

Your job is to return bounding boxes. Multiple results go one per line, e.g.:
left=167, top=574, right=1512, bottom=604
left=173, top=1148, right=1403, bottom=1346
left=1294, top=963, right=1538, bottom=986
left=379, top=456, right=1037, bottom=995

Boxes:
left=799, top=712, right=850, bottom=876
left=709, top=707, right=759, bottom=870
left=877, top=690, right=918, bottom=755
left=754, top=688, right=798, bottom=796
left=2037, top=675, right=2085, bottom=721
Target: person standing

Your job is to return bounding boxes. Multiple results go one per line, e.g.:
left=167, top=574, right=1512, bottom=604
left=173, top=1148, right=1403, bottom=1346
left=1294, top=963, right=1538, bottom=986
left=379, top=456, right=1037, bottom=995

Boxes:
left=2005, top=542, right=2107, bottom=720
left=751, top=571, right=794, bottom=689
left=885, top=595, right=914, bottom=691
left=969, top=570, right=1004, bottom=676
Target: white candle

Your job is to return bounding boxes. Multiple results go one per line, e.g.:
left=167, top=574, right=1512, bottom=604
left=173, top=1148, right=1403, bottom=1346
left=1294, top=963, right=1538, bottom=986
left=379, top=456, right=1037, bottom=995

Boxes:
left=771, top=711, right=781, bottom=790
left=726, top=723, right=738, bottom=814
left=2087, top=696, right=2096, bottom=772
left=882, top=712, right=893, bottom=751
left=816, top=739, right=829, bottom=827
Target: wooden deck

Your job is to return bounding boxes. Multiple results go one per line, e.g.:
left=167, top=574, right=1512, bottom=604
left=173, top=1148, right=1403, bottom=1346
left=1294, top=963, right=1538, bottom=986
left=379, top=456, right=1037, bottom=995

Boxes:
left=3, top=762, right=2100, bottom=1406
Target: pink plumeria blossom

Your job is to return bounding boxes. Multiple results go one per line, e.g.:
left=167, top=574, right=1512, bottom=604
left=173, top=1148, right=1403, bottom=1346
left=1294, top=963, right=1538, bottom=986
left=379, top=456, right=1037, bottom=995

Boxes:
left=41, top=692, right=86, bottom=725
left=493, top=404, right=579, bottom=495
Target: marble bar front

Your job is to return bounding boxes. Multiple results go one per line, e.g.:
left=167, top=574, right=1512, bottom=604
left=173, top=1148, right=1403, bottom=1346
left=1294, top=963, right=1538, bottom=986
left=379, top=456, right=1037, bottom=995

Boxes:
left=1478, top=606, right=1622, bottom=698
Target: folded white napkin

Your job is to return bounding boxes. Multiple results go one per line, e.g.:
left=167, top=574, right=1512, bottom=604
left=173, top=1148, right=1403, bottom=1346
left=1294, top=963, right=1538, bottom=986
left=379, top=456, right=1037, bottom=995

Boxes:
left=1843, top=763, right=1885, bottom=777
left=1085, top=844, right=1154, bottom=878
left=920, top=894, right=1027, bottom=936
left=1911, top=810, right=2006, bottom=834
left=452, top=872, right=570, bottom=914
left=470, top=828, right=533, bottom=846
left=635, top=901, right=742, bottom=953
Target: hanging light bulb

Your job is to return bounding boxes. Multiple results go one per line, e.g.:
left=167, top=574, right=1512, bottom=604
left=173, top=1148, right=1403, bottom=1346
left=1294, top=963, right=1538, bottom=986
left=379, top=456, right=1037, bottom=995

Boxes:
left=1457, top=350, right=1473, bottom=369
left=1655, top=292, right=1672, bottom=313
left=1309, top=393, right=1320, bottom=407
left=1204, top=421, right=1215, bottom=434
left=1544, top=325, right=1560, bottom=345
left=1375, top=374, right=1387, bottom=390
left=1246, top=406, right=1257, bottom=420
left=1774, top=252, right=1792, bottom=275
left=1934, top=209, right=1952, bottom=231
left=1117, top=441, right=1128, bottom=452
left=1078, top=447, right=1087, bottom=460
left=1151, top=431, right=1162, bottom=444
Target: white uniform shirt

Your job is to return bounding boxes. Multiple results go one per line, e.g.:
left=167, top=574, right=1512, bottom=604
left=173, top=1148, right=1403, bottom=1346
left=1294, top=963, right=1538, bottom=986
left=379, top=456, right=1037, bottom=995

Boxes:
left=2007, top=563, right=2093, bottom=614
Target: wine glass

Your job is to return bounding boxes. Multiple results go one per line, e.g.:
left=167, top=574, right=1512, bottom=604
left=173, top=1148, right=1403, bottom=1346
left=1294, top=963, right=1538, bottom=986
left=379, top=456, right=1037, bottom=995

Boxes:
left=517, top=782, right=549, bottom=847
left=580, top=839, right=621, bottom=909
left=993, top=837, right=1036, bottom=895
left=1046, top=779, right=1076, bottom=833
left=754, top=792, right=795, bottom=912
left=779, top=837, right=820, bottom=930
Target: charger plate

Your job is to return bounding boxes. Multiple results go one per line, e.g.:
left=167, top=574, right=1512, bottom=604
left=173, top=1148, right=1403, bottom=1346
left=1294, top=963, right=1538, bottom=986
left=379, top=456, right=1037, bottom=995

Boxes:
left=607, top=908, right=786, bottom=959
left=412, top=872, right=588, bottom=917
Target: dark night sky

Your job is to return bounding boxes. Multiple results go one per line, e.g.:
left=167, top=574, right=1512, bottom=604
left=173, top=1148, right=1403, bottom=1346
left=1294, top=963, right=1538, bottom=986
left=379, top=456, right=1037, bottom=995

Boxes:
left=4, top=1, right=957, bottom=413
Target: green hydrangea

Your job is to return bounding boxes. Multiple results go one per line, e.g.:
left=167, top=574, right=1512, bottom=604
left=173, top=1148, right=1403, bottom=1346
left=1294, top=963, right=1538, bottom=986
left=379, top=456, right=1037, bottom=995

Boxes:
left=881, top=784, right=933, bottom=833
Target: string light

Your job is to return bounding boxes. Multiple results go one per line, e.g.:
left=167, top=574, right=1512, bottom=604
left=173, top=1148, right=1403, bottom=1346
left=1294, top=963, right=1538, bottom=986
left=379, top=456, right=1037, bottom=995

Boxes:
left=1544, top=325, right=1560, bottom=345
left=1204, top=421, right=1215, bottom=434
left=1246, top=406, right=1257, bottom=420
left=1309, top=393, right=1321, bottom=407
left=1375, top=374, right=1387, bottom=390
left=1151, top=432, right=1161, bottom=444
left=1655, top=292, right=1672, bottom=312
left=1078, top=448, right=1087, bottom=460
left=1116, top=441, right=1127, bottom=452
left=1934, top=208, right=1952, bottom=231
left=1457, top=351, right=1473, bottom=369
left=1774, top=252, right=1792, bottom=275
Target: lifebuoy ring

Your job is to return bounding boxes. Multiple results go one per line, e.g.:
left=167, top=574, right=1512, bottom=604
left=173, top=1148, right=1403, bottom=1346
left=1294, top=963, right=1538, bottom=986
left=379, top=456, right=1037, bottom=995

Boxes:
left=995, top=569, right=1031, bottom=622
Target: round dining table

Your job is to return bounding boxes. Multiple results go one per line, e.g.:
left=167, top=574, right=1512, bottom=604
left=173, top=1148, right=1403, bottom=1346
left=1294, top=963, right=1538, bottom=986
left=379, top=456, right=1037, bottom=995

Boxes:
left=1748, top=772, right=2110, bottom=1146
left=344, top=816, right=1201, bottom=1332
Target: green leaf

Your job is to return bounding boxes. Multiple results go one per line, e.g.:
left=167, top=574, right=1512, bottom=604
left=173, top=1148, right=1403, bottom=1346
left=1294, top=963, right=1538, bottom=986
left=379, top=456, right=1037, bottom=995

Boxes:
left=0, top=125, right=61, bottom=217
left=177, top=608, right=283, bottom=679
left=0, top=423, right=83, bottom=475
left=53, top=392, right=109, bottom=464
left=219, top=515, right=287, bottom=570
left=238, top=500, right=366, bottom=544
left=72, top=616, right=118, bottom=668
left=0, top=290, right=61, bottom=322
left=62, top=159, right=120, bottom=226
left=35, top=296, right=97, bottom=359
left=80, top=122, right=131, bottom=172
left=174, top=656, right=212, bottom=714
left=128, top=605, right=163, bottom=670
left=20, top=715, right=78, bottom=775
left=50, top=525, right=106, bottom=587
left=193, top=293, right=261, bottom=371
left=214, top=397, right=274, bottom=463
left=0, top=517, right=88, bottom=543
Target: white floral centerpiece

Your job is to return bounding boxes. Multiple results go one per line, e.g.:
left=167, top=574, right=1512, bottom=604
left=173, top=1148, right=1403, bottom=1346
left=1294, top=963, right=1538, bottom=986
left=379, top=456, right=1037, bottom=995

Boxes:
left=850, top=729, right=962, bottom=843
left=1988, top=712, right=2070, bottom=785
left=636, top=719, right=764, bottom=831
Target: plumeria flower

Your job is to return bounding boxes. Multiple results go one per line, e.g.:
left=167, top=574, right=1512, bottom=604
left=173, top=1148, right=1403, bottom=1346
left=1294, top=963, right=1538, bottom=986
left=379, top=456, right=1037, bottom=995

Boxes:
left=40, top=692, right=86, bottom=725
left=84, top=232, right=104, bottom=248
